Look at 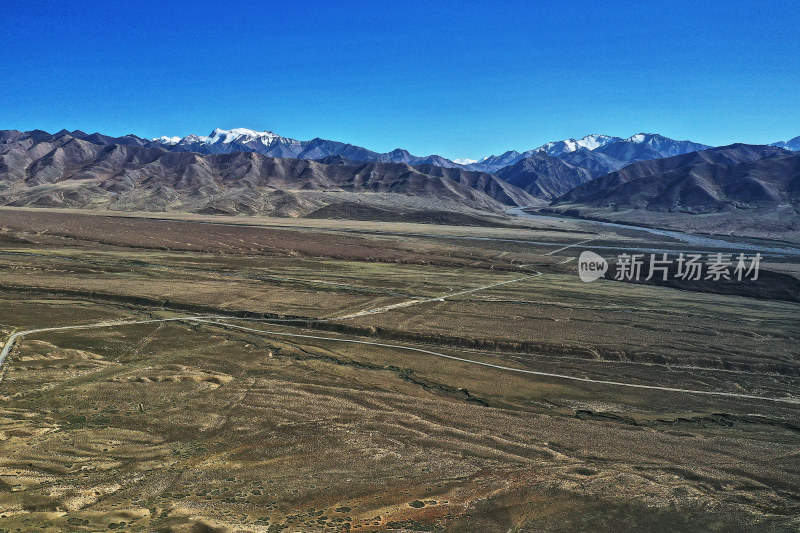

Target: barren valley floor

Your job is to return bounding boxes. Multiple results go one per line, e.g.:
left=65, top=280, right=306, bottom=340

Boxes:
left=0, top=208, right=798, bottom=532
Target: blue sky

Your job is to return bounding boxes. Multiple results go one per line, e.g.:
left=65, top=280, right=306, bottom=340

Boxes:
left=2, top=1, right=798, bottom=160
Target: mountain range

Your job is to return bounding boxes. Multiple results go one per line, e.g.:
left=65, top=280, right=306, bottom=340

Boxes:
left=152, top=128, right=466, bottom=168
left=0, top=128, right=726, bottom=206
left=12, top=126, right=798, bottom=179
left=1, top=127, right=799, bottom=238
left=464, top=134, right=711, bottom=174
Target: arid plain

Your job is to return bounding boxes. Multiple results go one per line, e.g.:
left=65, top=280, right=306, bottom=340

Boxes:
left=0, top=207, right=798, bottom=532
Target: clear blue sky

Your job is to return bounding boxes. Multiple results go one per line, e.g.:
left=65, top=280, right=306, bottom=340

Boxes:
left=2, top=1, right=798, bottom=160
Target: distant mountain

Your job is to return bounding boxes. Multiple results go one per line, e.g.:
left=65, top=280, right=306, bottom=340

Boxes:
left=471, top=134, right=622, bottom=174
left=495, top=153, right=592, bottom=203
left=0, top=130, right=538, bottom=218
left=552, top=144, right=798, bottom=212
left=772, top=136, right=800, bottom=151
left=468, top=133, right=709, bottom=174
left=150, top=127, right=466, bottom=168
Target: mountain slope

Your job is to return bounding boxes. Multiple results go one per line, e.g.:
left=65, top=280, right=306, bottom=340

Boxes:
left=554, top=144, right=792, bottom=209
left=495, top=153, right=592, bottom=202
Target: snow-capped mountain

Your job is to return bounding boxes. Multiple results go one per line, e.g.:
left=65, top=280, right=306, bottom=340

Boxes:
left=468, top=134, right=624, bottom=172
left=771, top=136, right=800, bottom=151
left=468, top=133, right=709, bottom=174
left=554, top=133, right=711, bottom=177
left=154, top=128, right=305, bottom=156
left=452, top=158, right=477, bottom=165
left=150, top=128, right=463, bottom=167
left=204, top=127, right=282, bottom=145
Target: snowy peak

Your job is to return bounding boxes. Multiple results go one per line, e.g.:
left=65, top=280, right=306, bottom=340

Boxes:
left=535, top=134, right=622, bottom=156
left=624, top=133, right=680, bottom=146
left=626, top=133, right=649, bottom=143
left=452, top=158, right=477, bottom=165
left=574, top=134, right=620, bottom=151
left=205, top=127, right=282, bottom=145
left=623, top=133, right=700, bottom=148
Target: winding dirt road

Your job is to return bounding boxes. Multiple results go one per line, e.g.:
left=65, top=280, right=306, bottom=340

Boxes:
left=1, top=314, right=798, bottom=404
